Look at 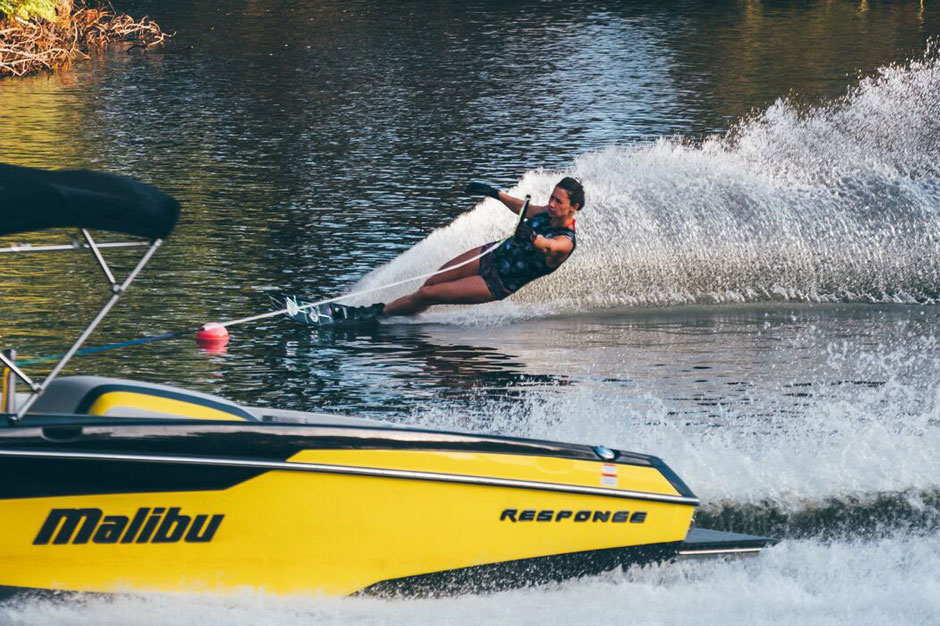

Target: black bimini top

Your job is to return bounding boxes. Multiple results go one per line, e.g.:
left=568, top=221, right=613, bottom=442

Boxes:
left=0, top=163, right=180, bottom=239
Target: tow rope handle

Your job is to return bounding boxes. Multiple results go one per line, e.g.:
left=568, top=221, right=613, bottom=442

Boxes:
left=498, top=194, right=531, bottom=246
left=515, top=195, right=531, bottom=232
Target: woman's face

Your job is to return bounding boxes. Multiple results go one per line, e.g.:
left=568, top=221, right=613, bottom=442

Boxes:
left=547, top=186, right=578, bottom=219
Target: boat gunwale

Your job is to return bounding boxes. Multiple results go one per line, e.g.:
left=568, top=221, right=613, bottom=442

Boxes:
left=0, top=413, right=662, bottom=466
left=0, top=447, right=700, bottom=505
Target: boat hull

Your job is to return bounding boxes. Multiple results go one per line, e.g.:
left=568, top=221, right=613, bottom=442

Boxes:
left=0, top=422, right=697, bottom=596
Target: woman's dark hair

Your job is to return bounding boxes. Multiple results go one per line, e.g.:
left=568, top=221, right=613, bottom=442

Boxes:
left=556, top=177, right=585, bottom=210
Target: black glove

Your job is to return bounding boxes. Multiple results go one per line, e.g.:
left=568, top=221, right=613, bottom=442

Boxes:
left=514, top=220, right=537, bottom=243
left=465, top=182, right=500, bottom=199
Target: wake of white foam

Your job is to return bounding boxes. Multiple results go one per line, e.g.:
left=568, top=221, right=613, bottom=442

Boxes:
left=409, top=380, right=940, bottom=505
left=407, top=334, right=940, bottom=506
left=3, top=536, right=938, bottom=626
left=351, top=48, right=940, bottom=314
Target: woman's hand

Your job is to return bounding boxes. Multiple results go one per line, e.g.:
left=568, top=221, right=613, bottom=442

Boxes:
left=465, top=182, right=500, bottom=199
left=514, top=220, right=537, bottom=243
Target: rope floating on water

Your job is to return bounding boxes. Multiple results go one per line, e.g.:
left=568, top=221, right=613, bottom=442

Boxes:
left=16, top=331, right=190, bottom=366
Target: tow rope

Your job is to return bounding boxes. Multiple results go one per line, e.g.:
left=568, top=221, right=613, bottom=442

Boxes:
left=16, top=196, right=532, bottom=360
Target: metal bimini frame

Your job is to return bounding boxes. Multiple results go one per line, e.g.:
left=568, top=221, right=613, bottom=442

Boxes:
left=0, top=230, right=162, bottom=422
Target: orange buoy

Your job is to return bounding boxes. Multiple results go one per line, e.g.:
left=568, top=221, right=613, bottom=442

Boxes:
left=196, top=323, right=230, bottom=352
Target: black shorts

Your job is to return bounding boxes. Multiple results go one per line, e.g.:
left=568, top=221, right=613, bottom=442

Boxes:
left=478, top=243, right=514, bottom=300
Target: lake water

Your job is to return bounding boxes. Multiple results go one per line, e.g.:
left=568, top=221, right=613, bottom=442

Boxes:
left=2, top=1, right=940, bottom=624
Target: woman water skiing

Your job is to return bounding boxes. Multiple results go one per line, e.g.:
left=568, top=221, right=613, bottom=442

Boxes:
left=375, top=177, right=585, bottom=317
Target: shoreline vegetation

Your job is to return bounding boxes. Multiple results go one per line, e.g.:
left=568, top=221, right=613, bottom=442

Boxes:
left=0, top=0, right=167, bottom=78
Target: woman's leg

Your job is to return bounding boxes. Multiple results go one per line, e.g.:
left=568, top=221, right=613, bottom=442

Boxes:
left=383, top=275, right=495, bottom=317
left=423, top=245, right=494, bottom=286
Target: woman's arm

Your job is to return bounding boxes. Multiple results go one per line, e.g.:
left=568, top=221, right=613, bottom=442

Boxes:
left=530, top=233, right=574, bottom=257
left=514, top=220, right=574, bottom=258
left=465, top=182, right=544, bottom=218
left=494, top=191, right=545, bottom=218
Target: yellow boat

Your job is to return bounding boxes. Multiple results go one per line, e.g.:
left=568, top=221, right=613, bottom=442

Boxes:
left=0, top=163, right=769, bottom=597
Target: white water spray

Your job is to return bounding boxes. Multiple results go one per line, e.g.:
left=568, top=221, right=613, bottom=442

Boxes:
left=4, top=535, right=940, bottom=626
left=355, top=51, right=940, bottom=312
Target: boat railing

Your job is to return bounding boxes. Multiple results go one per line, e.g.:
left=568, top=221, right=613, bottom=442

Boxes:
left=1, top=233, right=163, bottom=422
left=1, top=163, right=180, bottom=424
left=0, top=235, right=151, bottom=255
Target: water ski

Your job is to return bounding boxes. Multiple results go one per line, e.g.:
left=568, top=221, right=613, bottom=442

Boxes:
left=282, top=295, right=384, bottom=327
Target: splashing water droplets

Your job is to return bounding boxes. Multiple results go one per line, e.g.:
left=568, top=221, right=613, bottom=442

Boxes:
left=352, top=51, right=940, bottom=316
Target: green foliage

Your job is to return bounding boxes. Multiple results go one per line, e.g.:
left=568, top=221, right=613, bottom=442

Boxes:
left=0, top=0, right=57, bottom=22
